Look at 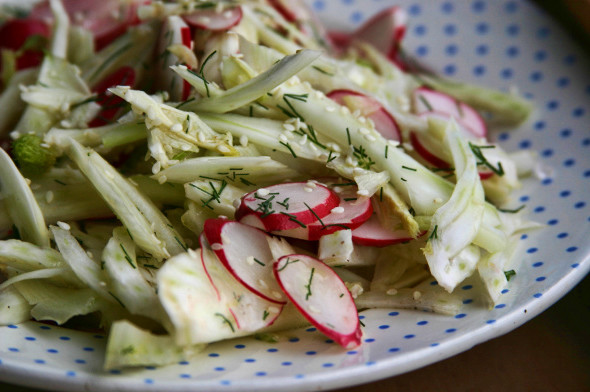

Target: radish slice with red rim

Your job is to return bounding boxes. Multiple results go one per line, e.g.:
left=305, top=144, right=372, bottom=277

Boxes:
left=272, top=186, right=373, bottom=241
left=273, top=254, right=362, bottom=349
left=413, top=87, right=487, bottom=139
left=30, top=0, right=142, bottom=50
left=203, top=218, right=287, bottom=304
left=327, top=89, right=401, bottom=142
left=235, top=182, right=340, bottom=232
left=351, top=213, right=415, bottom=247
left=183, top=6, right=243, bottom=31
left=0, top=19, right=50, bottom=70
left=156, top=15, right=193, bottom=101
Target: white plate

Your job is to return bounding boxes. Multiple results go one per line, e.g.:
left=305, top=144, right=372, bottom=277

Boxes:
left=1, top=1, right=589, bottom=391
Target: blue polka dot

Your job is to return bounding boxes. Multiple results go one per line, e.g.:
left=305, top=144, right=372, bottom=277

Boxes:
left=364, top=338, right=375, bottom=343
left=506, top=46, right=519, bottom=57
left=267, top=348, right=278, bottom=353
left=323, top=363, right=334, bottom=368
left=501, top=289, right=510, bottom=294
left=312, top=0, right=325, bottom=11
left=404, top=334, right=415, bottom=339
left=214, top=367, right=225, bottom=372
left=47, top=349, right=58, bottom=354
left=379, top=324, right=390, bottom=330
left=295, top=374, right=305, bottom=379
left=557, top=77, right=570, bottom=87
left=476, top=45, right=488, bottom=56
left=66, top=371, right=76, bottom=377
left=59, top=336, right=70, bottom=341
left=537, top=27, right=551, bottom=38
left=536, top=276, right=546, bottom=282
left=244, top=358, right=256, bottom=363
left=560, top=128, right=572, bottom=138
left=282, top=361, right=292, bottom=366
left=444, top=64, right=456, bottom=76
left=463, top=299, right=473, bottom=304
left=486, top=319, right=496, bottom=324
left=541, top=178, right=553, bottom=185
left=417, top=320, right=428, bottom=325
left=461, top=284, right=473, bottom=290
left=563, top=158, right=575, bottom=167
left=445, top=328, right=457, bottom=333
left=519, top=140, right=531, bottom=149
left=9, top=347, right=19, bottom=352
left=414, top=25, right=427, bottom=36
left=563, top=54, right=576, bottom=65
left=83, top=347, right=94, bottom=352
left=566, top=246, right=578, bottom=252
left=547, top=100, right=559, bottom=110
left=455, top=313, right=467, bottom=319
left=305, top=327, right=317, bottom=332
left=234, top=344, right=246, bottom=349
left=350, top=11, right=363, bottom=24
left=506, top=24, right=520, bottom=36
left=366, top=361, right=377, bottom=366
left=534, top=206, right=546, bottom=213
left=541, top=149, right=553, bottom=157
left=389, top=347, right=400, bottom=352
left=473, top=65, right=486, bottom=76
left=520, top=195, right=530, bottom=202
left=530, top=71, right=543, bottom=82
left=575, top=201, right=586, bottom=209
left=571, top=263, right=580, bottom=268
left=445, top=44, right=458, bottom=56
left=388, top=311, right=399, bottom=316
left=109, top=370, right=121, bottom=375
left=347, top=350, right=358, bottom=355
left=547, top=219, right=558, bottom=225
left=255, top=371, right=267, bottom=377
left=572, top=107, right=585, bottom=117
left=39, top=325, right=50, bottom=330
left=533, top=261, right=544, bottom=267
left=179, top=374, right=191, bottom=379
left=472, top=1, right=486, bottom=12
left=533, top=293, right=543, bottom=298
left=558, top=232, right=569, bottom=239
left=144, top=379, right=154, bottom=384
left=306, top=351, right=317, bottom=355
left=441, top=2, right=454, bottom=13
left=498, top=132, right=510, bottom=141
left=408, top=4, right=421, bottom=15
left=179, top=360, right=189, bottom=365
left=444, top=24, right=457, bottom=36
left=527, top=247, right=538, bottom=254
left=208, top=353, right=219, bottom=357
left=431, top=343, right=440, bottom=347
left=289, top=337, right=299, bottom=342
left=495, top=303, right=507, bottom=309
left=504, top=1, right=518, bottom=13
left=220, top=380, right=231, bottom=385
left=476, top=22, right=489, bottom=34
left=534, top=50, right=547, bottom=62
left=416, top=45, right=429, bottom=57
left=25, top=336, right=36, bottom=341
left=35, top=359, right=45, bottom=364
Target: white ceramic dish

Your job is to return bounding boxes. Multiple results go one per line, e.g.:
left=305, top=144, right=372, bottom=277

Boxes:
left=1, top=1, right=589, bottom=391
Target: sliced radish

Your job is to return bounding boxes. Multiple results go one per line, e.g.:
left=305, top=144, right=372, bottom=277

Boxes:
left=272, top=186, right=373, bottom=241
left=268, top=0, right=308, bottom=23
left=30, top=0, right=142, bottom=50
left=235, top=182, right=340, bottom=232
left=411, top=112, right=495, bottom=180
left=88, top=66, right=136, bottom=127
left=156, top=15, right=193, bottom=101
left=351, top=213, right=414, bottom=247
left=0, top=18, right=50, bottom=70
left=203, top=218, right=287, bottom=304
left=183, top=6, right=243, bottom=31
left=328, top=6, right=408, bottom=69
left=327, top=89, right=401, bottom=141
left=199, top=234, right=283, bottom=331
left=273, top=254, right=362, bottom=348
left=353, top=6, right=407, bottom=65
left=413, top=87, right=487, bottom=139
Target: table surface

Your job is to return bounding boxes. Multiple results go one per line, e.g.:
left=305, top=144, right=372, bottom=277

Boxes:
left=1, top=2, right=589, bottom=392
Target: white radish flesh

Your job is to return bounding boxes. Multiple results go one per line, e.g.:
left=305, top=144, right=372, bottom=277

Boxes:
left=413, top=87, right=487, bottom=139
left=183, top=6, right=243, bottom=31
left=203, top=218, right=287, bottom=304
left=235, top=182, right=340, bottom=231
left=327, top=89, right=401, bottom=142
left=199, top=235, right=283, bottom=331
left=351, top=213, right=415, bottom=247
left=273, top=254, right=362, bottom=349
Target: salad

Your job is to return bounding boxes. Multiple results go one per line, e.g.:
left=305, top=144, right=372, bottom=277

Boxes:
left=0, top=0, right=542, bottom=369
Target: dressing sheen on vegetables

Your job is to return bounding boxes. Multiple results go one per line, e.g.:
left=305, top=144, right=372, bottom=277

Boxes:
left=0, top=0, right=541, bottom=369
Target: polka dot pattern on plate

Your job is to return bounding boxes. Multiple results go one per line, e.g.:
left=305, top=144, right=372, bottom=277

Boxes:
left=1, top=1, right=589, bottom=392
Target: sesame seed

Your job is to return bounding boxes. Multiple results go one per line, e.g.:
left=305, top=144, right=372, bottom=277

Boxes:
left=331, top=206, right=344, bottom=214
left=357, top=189, right=370, bottom=196
left=211, top=243, right=223, bottom=251
left=45, top=190, right=54, bottom=204
left=57, top=221, right=71, bottom=231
